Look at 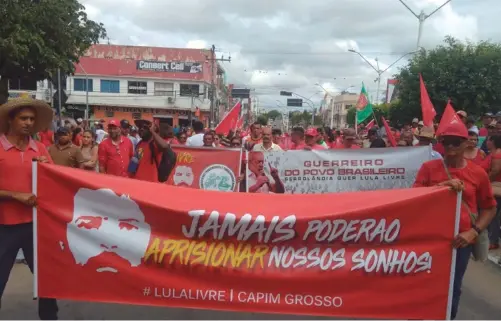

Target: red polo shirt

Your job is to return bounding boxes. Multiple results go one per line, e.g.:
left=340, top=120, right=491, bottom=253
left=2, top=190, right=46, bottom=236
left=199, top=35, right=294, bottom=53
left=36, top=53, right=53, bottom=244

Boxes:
left=0, top=134, right=53, bottom=225
left=98, top=137, right=133, bottom=177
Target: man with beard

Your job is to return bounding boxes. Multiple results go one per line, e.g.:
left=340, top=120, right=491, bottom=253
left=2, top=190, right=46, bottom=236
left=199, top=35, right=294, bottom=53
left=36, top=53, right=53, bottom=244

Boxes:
left=98, top=119, right=134, bottom=177
left=243, top=122, right=263, bottom=150
left=48, top=127, right=85, bottom=168
left=129, top=119, right=171, bottom=182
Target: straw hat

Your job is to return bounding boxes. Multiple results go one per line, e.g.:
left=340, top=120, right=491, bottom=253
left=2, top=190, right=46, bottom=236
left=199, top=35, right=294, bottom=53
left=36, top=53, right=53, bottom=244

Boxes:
left=418, top=126, right=435, bottom=139
left=0, top=98, right=53, bottom=134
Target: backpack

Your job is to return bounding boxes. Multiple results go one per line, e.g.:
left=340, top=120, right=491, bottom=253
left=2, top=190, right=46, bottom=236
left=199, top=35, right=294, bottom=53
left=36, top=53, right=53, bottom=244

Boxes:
left=149, top=141, right=177, bottom=183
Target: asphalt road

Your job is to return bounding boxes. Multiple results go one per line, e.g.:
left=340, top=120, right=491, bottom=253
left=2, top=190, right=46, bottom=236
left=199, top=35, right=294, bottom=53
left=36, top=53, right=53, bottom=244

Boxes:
left=1, top=260, right=501, bottom=320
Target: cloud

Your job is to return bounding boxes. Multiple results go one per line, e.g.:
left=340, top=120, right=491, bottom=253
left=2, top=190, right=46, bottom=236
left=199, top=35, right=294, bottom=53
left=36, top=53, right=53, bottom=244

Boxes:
left=80, top=0, right=497, bottom=109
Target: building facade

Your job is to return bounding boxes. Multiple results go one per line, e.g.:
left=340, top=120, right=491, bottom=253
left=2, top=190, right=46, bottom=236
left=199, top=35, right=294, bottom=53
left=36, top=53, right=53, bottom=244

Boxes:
left=324, top=92, right=358, bottom=129
left=44, top=44, right=228, bottom=127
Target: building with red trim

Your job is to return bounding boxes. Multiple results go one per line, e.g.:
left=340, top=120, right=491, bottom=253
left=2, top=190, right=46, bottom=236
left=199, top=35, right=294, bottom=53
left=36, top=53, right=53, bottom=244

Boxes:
left=61, top=44, right=228, bottom=127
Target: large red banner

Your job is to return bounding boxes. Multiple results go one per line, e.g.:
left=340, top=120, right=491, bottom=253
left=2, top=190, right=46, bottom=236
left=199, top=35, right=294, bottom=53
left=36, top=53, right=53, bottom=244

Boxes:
left=35, top=163, right=458, bottom=319
left=166, top=146, right=241, bottom=192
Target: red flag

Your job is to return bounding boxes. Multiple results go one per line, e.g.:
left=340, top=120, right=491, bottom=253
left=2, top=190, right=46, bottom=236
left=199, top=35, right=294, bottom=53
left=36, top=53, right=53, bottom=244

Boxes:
left=436, top=100, right=465, bottom=136
left=235, top=117, right=244, bottom=130
left=365, top=119, right=375, bottom=130
left=381, top=117, right=397, bottom=147
left=215, top=101, right=242, bottom=135
left=420, top=74, right=436, bottom=127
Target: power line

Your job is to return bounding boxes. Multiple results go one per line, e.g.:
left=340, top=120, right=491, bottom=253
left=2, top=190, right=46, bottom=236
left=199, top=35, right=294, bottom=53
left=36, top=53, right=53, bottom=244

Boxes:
left=237, top=50, right=417, bottom=56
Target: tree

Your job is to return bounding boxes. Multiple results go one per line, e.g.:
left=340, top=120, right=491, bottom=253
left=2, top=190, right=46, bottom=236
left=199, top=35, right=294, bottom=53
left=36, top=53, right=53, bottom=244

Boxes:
left=0, top=0, right=107, bottom=103
left=346, top=104, right=389, bottom=127
left=394, top=36, right=501, bottom=124
left=265, top=109, right=282, bottom=120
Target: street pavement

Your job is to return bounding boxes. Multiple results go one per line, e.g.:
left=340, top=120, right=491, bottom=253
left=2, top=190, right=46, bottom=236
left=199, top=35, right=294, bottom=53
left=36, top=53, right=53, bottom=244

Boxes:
left=1, top=259, right=501, bottom=320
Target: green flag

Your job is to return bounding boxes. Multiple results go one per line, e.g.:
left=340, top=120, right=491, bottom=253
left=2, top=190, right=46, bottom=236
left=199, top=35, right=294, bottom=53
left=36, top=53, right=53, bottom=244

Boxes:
left=356, top=83, right=373, bottom=124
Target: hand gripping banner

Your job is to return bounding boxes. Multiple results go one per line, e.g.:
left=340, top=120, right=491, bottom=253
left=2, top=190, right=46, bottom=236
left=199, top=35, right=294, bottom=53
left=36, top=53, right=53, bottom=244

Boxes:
left=33, top=163, right=459, bottom=320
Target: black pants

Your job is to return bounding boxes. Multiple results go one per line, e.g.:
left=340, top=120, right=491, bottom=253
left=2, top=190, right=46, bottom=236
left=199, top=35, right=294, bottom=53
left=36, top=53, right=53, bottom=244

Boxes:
left=0, top=223, right=58, bottom=320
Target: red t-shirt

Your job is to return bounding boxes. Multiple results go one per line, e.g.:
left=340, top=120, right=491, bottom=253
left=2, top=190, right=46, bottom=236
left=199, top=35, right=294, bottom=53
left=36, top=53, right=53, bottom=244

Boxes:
left=433, top=142, right=445, bottom=156
left=413, top=159, right=496, bottom=232
left=290, top=142, right=306, bottom=150
left=333, top=144, right=361, bottom=149
left=39, top=130, right=54, bottom=147
left=479, top=127, right=488, bottom=137
left=133, top=140, right=162, bottom=183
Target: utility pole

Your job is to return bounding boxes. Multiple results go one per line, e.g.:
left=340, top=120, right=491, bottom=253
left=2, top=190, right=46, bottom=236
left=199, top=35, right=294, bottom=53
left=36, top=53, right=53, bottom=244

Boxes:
left=57, top=68, right=62, bottom=125
left=206, top=44, right=231, bottom=128
left=348, top=49, right=418, bottom=103
left=398, top=0, right=452, bottom=49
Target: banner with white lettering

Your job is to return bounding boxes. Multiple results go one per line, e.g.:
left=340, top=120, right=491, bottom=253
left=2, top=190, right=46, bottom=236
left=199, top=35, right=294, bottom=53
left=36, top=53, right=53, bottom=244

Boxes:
left=246, top=147, right=431, bottom=194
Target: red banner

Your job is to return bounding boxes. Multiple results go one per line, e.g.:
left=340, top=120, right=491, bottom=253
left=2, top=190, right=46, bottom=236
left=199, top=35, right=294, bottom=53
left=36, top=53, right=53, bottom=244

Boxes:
left=35, top=163, right=458, bottom=319
left=166, top=146, right=241, bottom=192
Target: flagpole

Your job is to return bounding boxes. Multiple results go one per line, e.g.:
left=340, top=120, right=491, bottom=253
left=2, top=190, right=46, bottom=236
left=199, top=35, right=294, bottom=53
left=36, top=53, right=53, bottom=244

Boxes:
left=355, top=112, right=358, bottom=135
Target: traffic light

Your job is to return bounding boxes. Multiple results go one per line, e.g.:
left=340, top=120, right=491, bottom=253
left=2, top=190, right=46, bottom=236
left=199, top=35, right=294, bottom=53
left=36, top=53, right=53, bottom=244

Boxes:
left=280, top=91, right=293, bottom=96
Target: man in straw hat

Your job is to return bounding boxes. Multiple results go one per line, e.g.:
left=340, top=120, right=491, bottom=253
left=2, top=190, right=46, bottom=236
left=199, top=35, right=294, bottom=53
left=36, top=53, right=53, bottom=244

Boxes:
left=417, top=126, right=442, bottom=160
left=0, top=98, right=59, bottom=319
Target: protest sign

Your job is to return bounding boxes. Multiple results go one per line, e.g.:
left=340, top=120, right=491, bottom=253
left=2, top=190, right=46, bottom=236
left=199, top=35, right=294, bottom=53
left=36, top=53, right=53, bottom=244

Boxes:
left=35, top=163, right=458, bottom=319
left=246, top=147, right=431, bottom=193
left=166, top=146, right=241, bottom=192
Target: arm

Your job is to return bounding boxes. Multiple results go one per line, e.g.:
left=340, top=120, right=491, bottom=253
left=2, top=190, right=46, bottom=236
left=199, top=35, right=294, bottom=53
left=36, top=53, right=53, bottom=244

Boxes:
left=271, top=179, right=285, bottom=194
left=489, top=157, right=501, bottom=181
left=475, top=171, right=497, bottom=231
left=98, top=144, right=107, bottom=173
left=151, top=130, right=169, bottom=151
left=74, top=148, right=86, bottom=169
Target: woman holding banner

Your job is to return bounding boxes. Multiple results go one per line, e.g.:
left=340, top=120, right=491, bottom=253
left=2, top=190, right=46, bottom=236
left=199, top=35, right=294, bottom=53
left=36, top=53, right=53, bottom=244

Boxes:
left=413, top=120, right=496, bottom=320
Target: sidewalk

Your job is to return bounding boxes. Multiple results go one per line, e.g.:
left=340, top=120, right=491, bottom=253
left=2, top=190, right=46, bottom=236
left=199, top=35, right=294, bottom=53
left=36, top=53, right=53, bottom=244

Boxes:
left=488, top=247, right=501, bottom=267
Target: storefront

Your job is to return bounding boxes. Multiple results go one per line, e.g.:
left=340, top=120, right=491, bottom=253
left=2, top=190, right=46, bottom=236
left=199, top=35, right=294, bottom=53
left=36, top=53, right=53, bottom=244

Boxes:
left=92, top=106, right=209, bottom=127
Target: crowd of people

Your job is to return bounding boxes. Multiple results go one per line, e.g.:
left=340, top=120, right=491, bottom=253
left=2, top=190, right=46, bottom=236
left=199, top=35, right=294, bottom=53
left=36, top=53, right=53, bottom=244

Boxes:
left=0, top=97, right=500, bottom=320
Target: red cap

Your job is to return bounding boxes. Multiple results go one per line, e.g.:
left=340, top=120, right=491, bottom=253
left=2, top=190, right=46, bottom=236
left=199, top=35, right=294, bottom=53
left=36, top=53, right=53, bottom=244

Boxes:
left=107, top=119, right=119, bottom=127
left=440, top=121, right=468, bottom=139
left=305, top=128, right=318, bottom=136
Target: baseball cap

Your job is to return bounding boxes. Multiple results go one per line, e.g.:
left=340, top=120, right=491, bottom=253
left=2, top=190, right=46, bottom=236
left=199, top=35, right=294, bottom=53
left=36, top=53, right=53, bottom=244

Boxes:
left=440, top=122, right=468, bottom=139
left=56, top=127, right=70, bottom=135
left=107, top=119, right=119, bottom=127
left=305, top=128, right=318, bottom=137
left=120, top=119, right=130, bottom=129
left=418, top=121, right=424, bottom=126
left=76, top=118, right=83, bottom=123
left=484, top=112, right=494, bottom=117
left=456, top=111, right=467, bottom=118
left=412, top=118, right=419, bottom=123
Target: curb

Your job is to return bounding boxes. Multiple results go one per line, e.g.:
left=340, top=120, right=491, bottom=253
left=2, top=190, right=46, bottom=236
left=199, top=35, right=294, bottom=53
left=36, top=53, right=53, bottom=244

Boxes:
left=487, top=253, right=501, bottom=267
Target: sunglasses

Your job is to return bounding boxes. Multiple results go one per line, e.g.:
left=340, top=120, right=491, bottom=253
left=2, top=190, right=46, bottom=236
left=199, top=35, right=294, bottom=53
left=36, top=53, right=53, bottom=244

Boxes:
left=441, top=136, right=465, bottom=147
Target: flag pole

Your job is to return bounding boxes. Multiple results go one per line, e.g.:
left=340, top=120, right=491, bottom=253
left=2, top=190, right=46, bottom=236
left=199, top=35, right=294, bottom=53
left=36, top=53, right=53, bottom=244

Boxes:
left=355, top=111, right=358, bottom=135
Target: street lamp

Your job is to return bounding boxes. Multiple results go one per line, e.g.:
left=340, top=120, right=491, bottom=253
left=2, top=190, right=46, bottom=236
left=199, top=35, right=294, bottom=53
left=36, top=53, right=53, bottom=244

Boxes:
left=348, top=49, right=418, bottom=104
left=398, top=0, right=452, bottom=49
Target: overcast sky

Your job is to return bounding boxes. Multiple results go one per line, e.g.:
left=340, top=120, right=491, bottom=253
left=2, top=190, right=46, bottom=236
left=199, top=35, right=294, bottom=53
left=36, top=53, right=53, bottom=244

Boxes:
left=80, top=0, right=499, bottom=111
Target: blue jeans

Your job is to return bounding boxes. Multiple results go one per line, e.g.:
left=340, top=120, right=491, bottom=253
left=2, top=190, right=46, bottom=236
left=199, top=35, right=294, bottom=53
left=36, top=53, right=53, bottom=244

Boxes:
left=451, top=246, right=472, bottom=320
left=488, top=197, right=501, bottom=245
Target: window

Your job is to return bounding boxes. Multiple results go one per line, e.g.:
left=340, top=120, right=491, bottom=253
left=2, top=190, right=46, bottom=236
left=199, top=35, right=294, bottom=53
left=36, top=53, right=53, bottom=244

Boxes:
left=101, top=80, right=120, bottom=93
left=128, top=81, right=147, bottom=95
left=74, top=78, right=93, bottom=92
left=154, top=82, right=174, bottom=96
left=345, top=104, right=353, bottom=110
left=105, top=111, right=114, bottom=118
left=132, top=112, right=142, bottom=120
left=180, top=84, right=200, bottom=97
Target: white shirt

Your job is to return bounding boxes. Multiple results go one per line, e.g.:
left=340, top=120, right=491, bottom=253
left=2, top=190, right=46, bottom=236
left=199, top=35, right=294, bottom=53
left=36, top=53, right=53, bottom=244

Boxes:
left=95, top=129, right=107, bottom=144
left=253, top=143, right=283, bottom=152
left=248, top=171, right=274, bottom=193
left=186, top=133, right=204, bottom=147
